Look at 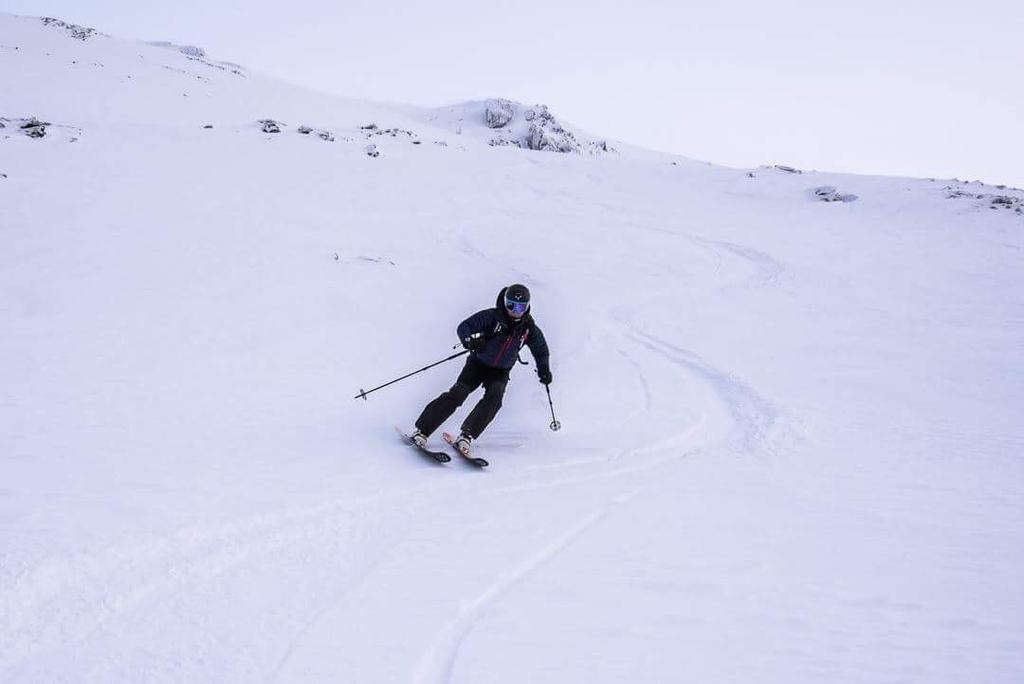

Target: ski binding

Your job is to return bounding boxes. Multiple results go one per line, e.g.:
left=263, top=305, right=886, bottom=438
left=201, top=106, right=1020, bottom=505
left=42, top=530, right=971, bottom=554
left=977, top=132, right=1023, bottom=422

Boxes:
left=395, top=426, right=450, bottom=463
left=442, top=432, right=489, bottom=468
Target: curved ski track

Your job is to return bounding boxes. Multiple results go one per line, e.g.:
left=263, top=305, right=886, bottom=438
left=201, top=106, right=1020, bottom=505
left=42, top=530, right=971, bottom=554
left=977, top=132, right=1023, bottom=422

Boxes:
left=1, top=238, right=789, bottom=683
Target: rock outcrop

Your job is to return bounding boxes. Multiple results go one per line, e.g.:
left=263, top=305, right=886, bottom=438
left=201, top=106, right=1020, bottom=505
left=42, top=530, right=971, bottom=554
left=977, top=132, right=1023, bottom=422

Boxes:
left=480, top=99, right=612, bottom=155
left=40, top=17, right=101, bottom=41
left=1, top=117, right=49, bottom=138
left=485, top=99, right=514, bottom=129
left=811, top=185, right=858, bottom=203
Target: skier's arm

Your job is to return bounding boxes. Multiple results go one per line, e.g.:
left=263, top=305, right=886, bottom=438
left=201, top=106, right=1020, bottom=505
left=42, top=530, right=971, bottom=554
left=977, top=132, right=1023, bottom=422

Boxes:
left=457, top=309, right=496, bottom=343
left=527, top=323, right=552, bottom=383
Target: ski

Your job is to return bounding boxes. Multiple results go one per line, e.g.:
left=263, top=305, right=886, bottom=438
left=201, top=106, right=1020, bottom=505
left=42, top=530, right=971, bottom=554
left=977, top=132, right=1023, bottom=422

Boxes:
left=395, top=426, right=451, bottom=463
left=442, top=432, right=489, bottom=468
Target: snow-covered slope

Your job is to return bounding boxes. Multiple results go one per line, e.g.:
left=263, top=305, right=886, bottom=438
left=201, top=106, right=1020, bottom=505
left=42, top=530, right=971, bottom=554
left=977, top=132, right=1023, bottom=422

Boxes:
left=2, top=13, right=1023, bottom=684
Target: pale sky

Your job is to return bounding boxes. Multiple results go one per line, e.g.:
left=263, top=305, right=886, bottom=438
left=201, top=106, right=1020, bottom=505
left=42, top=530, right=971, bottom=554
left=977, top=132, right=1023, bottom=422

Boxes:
left=5, top=0, right=1023, bottom=187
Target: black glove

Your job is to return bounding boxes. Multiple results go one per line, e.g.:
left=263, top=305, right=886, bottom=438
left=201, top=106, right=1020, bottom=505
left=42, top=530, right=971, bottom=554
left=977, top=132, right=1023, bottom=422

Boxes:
left=462, top=333, right=487, bottom=351
left=537, top=367, right=552, bottom=385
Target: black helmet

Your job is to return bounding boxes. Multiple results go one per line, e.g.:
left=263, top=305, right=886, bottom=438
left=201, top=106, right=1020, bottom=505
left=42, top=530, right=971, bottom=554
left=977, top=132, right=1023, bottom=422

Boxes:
left=504, top=283, right=530, bottom=319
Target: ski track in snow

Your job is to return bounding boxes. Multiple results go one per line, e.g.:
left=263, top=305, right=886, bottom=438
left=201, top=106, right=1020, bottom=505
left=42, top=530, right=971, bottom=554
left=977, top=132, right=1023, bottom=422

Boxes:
left=412, top=508, right=612, bottom=684
left=626, top=329, right=784, bottom=454
left=273, top=309, right=737, bottom=682
left=409, top=312, right=769, bottom=682
left=625, top=220, right=789, bottom=292
left=3, top=431, right=710, bottom=682
left=0, top=174, right=792, bottom=681
left=2, top=226, right=786, bottom=681
left=700, top=238, right=788, bottom=291
left=1, top=492, right=407, bottom=673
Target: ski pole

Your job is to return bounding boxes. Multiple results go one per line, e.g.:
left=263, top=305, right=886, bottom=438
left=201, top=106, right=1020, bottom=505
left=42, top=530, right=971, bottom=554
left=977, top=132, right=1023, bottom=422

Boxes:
left=544, top=384, right=561, bottom=431
left=355, top=350, right=469, bottom=400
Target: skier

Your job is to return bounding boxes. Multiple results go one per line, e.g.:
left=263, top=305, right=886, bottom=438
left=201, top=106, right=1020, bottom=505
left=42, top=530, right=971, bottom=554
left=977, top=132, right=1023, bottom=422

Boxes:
left=410, top=283, right=552, bottom=455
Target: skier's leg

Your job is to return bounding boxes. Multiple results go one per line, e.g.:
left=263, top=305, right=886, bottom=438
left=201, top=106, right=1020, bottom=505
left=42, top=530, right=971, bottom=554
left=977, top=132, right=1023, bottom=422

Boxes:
left=460, top=370, right=509, bottom=439
left=415, top=360, right=484, bottom=436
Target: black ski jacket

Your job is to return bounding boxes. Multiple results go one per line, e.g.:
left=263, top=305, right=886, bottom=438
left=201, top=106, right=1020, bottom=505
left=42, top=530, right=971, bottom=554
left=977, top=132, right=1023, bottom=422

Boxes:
left=457, top=288, right=550, bottom=372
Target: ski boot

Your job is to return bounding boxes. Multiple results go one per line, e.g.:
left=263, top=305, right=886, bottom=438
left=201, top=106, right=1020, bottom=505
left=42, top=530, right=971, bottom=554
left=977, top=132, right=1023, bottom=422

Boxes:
left=442, top=431, right=487, bottom=467
left=411, top=429, right=428, bottom=448
left=454, top=433, right=473, bottom=456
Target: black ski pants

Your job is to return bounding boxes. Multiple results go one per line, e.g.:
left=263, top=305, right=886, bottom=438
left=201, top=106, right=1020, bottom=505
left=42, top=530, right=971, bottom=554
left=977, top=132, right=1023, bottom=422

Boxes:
left=415, top=357, right=510, bottom=439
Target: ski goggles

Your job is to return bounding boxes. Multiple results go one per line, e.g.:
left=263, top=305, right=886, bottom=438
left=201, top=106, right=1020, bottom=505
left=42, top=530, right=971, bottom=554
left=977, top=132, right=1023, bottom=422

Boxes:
left=505, top=298, right=529, bottom=317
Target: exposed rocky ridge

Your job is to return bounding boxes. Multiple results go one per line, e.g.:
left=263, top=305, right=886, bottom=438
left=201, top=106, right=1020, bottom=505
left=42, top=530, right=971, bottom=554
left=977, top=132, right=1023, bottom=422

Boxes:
left=944, top=183, right=1024, bottom=215
left=425, top=99, right=613, bottom=155
left=40, top=17, right=103, bottom=41
left=148, top=41, right=247, bottom=77
left=148, top=41, right=206, bottom=58
left=482, top=98, right=613, bottom=154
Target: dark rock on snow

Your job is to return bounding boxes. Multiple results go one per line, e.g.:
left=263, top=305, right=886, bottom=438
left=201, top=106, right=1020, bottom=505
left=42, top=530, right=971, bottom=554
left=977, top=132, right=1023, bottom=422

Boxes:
left=485, top=99, right=515, bottom=129
left=295, top=125, right=334, bottom=141
left=944, top=184, right=1024, bottom=215
left=4, top=117, right=50, bottom=138
left=812, top=186, right=858, bottom=203
left=41, top=17, right=101, bottom=41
